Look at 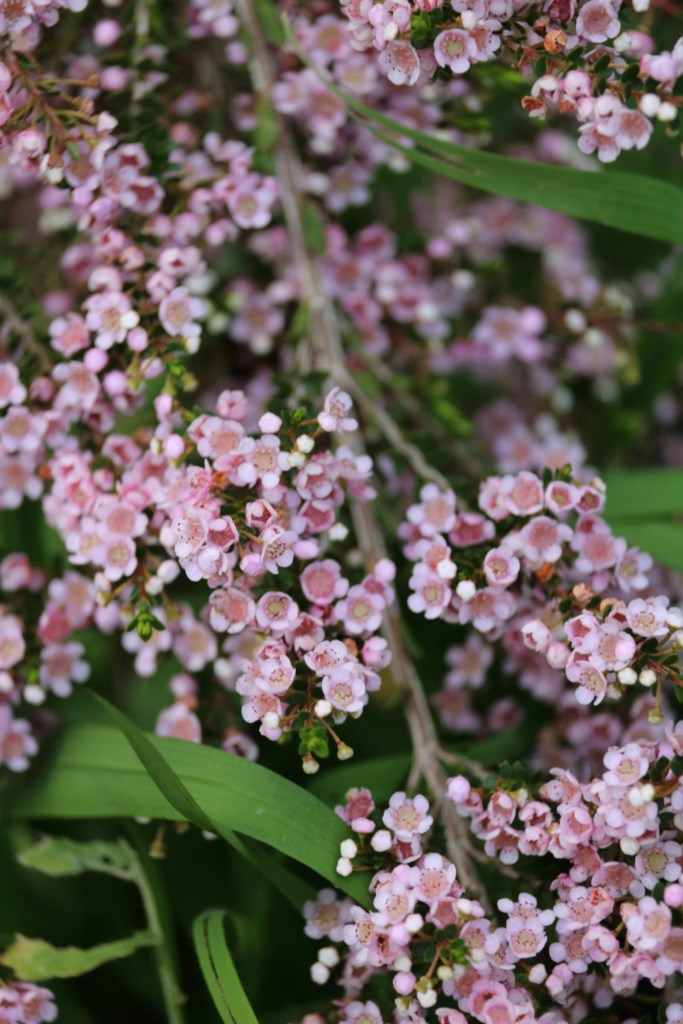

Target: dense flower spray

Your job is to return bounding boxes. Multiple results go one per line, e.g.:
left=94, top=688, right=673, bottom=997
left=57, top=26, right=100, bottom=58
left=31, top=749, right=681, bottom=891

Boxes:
left=1, top=0, right=683, bottom=1020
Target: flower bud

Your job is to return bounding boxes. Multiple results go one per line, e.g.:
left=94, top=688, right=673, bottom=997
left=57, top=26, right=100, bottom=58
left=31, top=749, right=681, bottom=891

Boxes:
left=310, top=962, right=329, bottom=985
left=371, top=829, right=393, bottom=852
left=336, top=857, right=353, bottom=877
left=318, top=947, right=339, bottom=968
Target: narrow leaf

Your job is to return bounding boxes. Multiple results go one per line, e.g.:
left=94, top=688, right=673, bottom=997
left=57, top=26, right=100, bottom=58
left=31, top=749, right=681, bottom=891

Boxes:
left=2, top=932, right=156, bottom=982
left=193, top=910, right=259, bottom=1024
left=90, top=695, right=317, bottom=909
left=18, top=836, right=137, bottom=881
left=11, top=723, right=370, bottom=907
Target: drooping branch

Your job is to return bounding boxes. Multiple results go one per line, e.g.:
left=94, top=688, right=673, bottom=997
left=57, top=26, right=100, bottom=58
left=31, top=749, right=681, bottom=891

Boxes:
left=233, top=0, right=490, bottom=910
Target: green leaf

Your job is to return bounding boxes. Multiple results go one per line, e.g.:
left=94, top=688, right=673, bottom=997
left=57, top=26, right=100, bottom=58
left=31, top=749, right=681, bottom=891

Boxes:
left=11, top=722, right=370, bottom=907
left=18, top=836, right=138, bottom=881
left=283, top=18, right=683, bottom=245
left=1, top=932, right=155, bottom=982
left=89, top=694, right=316, bottom=910
left=603, top=469, right=683, bottom=519
left=193, top=910, right=259, bottom=1024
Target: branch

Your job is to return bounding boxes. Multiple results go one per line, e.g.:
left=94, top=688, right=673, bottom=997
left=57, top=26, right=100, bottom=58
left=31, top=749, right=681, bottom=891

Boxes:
left=234, top=0, right=490, bottom=910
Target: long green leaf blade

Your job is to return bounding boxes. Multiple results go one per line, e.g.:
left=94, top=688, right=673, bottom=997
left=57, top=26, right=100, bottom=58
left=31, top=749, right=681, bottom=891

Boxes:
left=193, top=910, right=259, bottom=1024
left=11, top=724, right=369, bottom=906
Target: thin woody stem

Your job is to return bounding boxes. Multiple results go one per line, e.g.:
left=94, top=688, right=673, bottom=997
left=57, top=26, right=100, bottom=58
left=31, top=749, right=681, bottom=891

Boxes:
left=234, top=0, right=490, bottom=911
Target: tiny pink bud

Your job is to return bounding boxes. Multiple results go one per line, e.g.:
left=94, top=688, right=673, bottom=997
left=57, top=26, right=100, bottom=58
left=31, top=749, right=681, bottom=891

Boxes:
left=664, top=884, right=683, bottom=908
left=164, top=434, right=185, bottom=459
left=393, top=972, right=416, bottom=996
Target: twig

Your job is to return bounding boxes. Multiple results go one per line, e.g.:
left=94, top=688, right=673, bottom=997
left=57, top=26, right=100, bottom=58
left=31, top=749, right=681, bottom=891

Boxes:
left=234, top=0, right=490, bottom=910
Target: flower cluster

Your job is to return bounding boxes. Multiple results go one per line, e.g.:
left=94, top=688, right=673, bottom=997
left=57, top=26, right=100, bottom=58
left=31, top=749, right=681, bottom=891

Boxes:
left=399, top=469, right=683, bottom=724
left=0, top=377, right=393, bottom=772
left=338, top=0, right=683, bottom=161
left=303, top=737, right=683, bottom=1020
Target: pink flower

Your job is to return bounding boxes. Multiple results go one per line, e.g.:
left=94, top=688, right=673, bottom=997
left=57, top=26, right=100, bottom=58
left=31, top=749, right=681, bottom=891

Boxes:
left=500, top=471, right=544, bottom=516
left=0, top=706, right=38, bottom=772
left=159, top=286, right=205, bottom=337
left=446, top=775, right=471, bottom=804
left=0, top=363, right=27, bottom=409
left=256, top=591, right=300, bottom=632
left=101, top=535, right=138, bottom=582
left=237, top=434, right=288, bottom=489
left=14, top=982, right=58, bottom=1024
left=318, top=388, right=358, bottom=433
left=378, top=40, right=421, bottom=86
left=407, top=567, right=452, bottom=619
left=340, top=1002, right=383, bottom=1024
left=624, top=896, right=671, bottom=952
left=304, top=888, right=353, bottom=941
left=570, top=661, right=607, bottom=706
left=626, top=597, right=669, bottom=638
left=521, top=619, right=552, bottom=654
left=406, top=484, right=457, bottom=536
left=305, top=640, right=351, bottom=675
left=39, top=642, right=90, bottom=697
left=209, top=587, right=256, bottom=633
left=85, top=291, right=139, bottom=349
left=483, top=547, right=520, bottom=587
left=0, top=614, right=25, bottom=669
left=459, top=587, right=516, bottom=633
left=156, top=702, right=202, bottom=742
left=322, top=666, right=368, bottom=714
left=545, top=480, right=578, bottom=515
left=576, top=0, right=620, bottom=43
left=415, top=852, right=457, bottom=904
left=383, top=791, right=433, bottom=842
left=335, top=585, right=385, bottom=635
left=301, top=559, right=349, bottom=605
left=48, top=313, right=90, bottom=356
left=434, top=29, right=477, bottom=74
left=520, top=516, right=572, bottom=564
left=335, top=787, right=376, bottom=832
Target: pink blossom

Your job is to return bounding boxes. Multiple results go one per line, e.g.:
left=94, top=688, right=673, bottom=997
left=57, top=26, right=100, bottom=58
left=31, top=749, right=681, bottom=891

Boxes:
left=156, top=702, right=202, bottom=742
left=483, top=547, right=520, bottom=587
left=378, top=40, right=420, bottom=86
left=624, top=896, right=671, bottom=952
left=434, top=29, right=477, bottom=74
left=304, top=888, right=353, bottom=941
left=0, top=706, right=38, bottom=772
left=576, top=0, right=620, bottom=43
left=159, top=286, right=205, bottom=337
left=335, top=585, right=385, bottom=635
left=256, top=591, right=300, bottom=632
left=383, top=791, right=433, bottom=842
left=318, top=388, right=358, bottom=433
left=39, top=642, right=90, bottom=697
